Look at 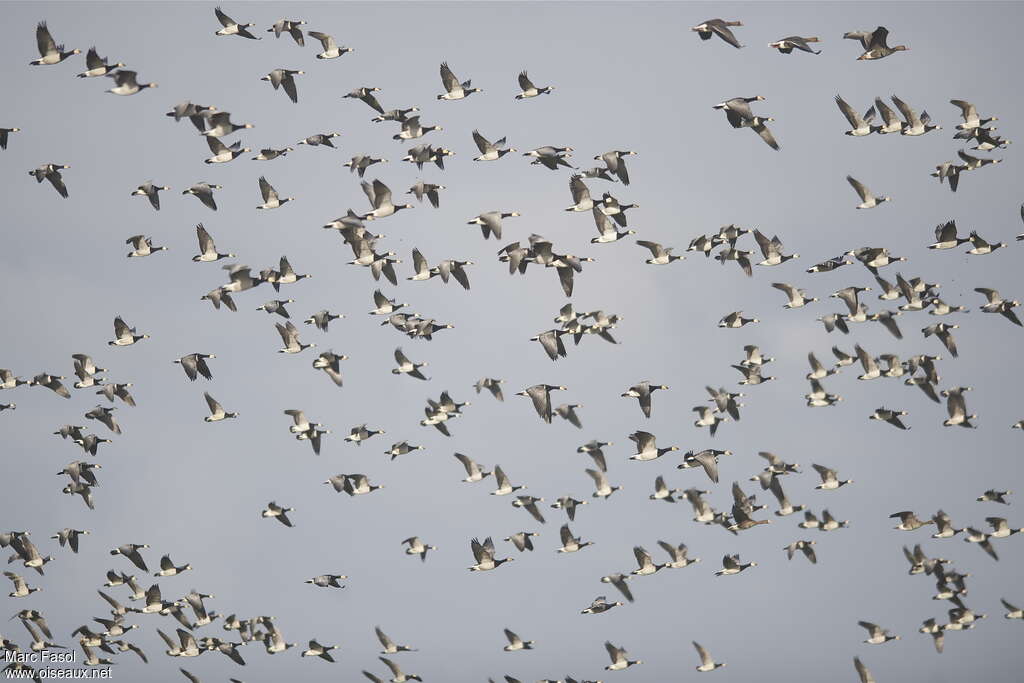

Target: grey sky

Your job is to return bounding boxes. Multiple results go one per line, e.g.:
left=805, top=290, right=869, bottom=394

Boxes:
left=2, top=2, right=1023, bottom=682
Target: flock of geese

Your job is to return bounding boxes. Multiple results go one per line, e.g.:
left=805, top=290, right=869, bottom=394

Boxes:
left=2, top=7, right=1023, bottom=683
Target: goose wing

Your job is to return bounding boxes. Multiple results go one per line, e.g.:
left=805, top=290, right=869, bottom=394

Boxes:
left=472, top=129, right=492, bottom=154
left=36, top=22, right=57, bottom=57
left=693, top=641, right=713, bottom=667
left=372, top=179, right=392, bottom=207
left=835, top=95, right=863, bottom=127
left=846, top=175, right=871, bottom=202
left=258, top=176, right=277, bottom=203
left=204, top=392, right=222, bottom=416
left=439, top=62, right=459, bottom=92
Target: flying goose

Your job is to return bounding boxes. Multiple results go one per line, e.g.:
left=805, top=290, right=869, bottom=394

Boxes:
left=594, top=150, right=636, bottom=185
left=30, top=22, right=79, bottom=65
left=276, top=321, right=315, bottom=354
left=636, top=240, right=683, bottom=265
left=891, top=511, right=932, bottom=531
left=707, top=386, right=744, bottom=420
left=586, top=468, right=621, bottom=498
left=29, top=163, right=70, bottom=198
left=557, top=524, right=591, bottom=553
left=504, top=531, right=539, bottom=552
left=453, top=453, right=490, bottom=483
left=182, top=182, right=221, bottom=211
left=891, top=95, right=940, bottom=135
left=581, top=595, right=623, bottom=614
left=345, top=154, right=388, bottom=178
left=546, top=497, right=584, bottom=523
left=604, top=641, right=642, bottom=670
left=977, top=489, right=1012, bottom=505
left=299, top=132, right=340, bottom=147
left=406, top=181, right=444, bottom=209
left=975, top=288, right=1022, bottom=326
left=622, top=382, right=668, bottom=418
left=252, top=146, right=292, bottom=161
left=491, top=465, right=524, bottom=496
left=693, top=406, right=727, bottom=436
left=629, top=430, right=678, bottom=461
left=373, top=626, right=415, bottom=654
left=577, top=440, right=610, bottom=472
left=531, top=329, right=568, bottom=361
left=344, top=86, right=385, bottom=115
left=0, top=127, right=20, bottom=150
left=126, top=235, right=167, bottom=258
left=362, top=179, right=413, bottom=219
left=499, top=627, right=535, bottom=652
left=469, top=211, right=520, bottom=240
left=929, top=220, right=970, bottom=249
left=693, top=641, right=726, bottom=671
left=754, top=230, right=798, bottom=265
left=309, top=31, right=352, bottom=59
left=5, top=571, right=40, bottom=598
left=131, top=182, right=170, bottom=210
left=918, top=618, right=946, bottom=653
left=393, top=116, right=442, bottom=141
left=631, top=546, right=664, bottom=575
left=84, top=405, right=120, bottom=434
left=783, top=540, right=817, bottom=563
left=719, top=311, right=759, bottom=328
left=516, top=384, right=565, bottom=423
left=469, top=536, right=514, bottom=571
left=692, top=19, right=743, bottom=48
left=923, top=324, right=959, bottom=358
left=305, top=310, right=343, bottom=331
left=772, top=283, right=816, bottom=308
left=110, top=543, right=149, bottom=571
left=869, top=96, right=903, bottom=134
left=931, top=510, right=963, bottom=538
left=931, top=161, right=965, bottom=192
left=262, top=69, right=304, bottom=103
left=715, top=554, right=755, bottom=575
left=950, top=99, right=996, bottom=130
left=256, top=176, right=294, bottom=209
left=345, top=424, right=384, bottom=445
left=267, top=18, right=306, bottom=44
left=203, top=392, right=238, bottom=422
left=199, top=111, right=253, bottom=138
left=591, top=207, right=636, bottom=243
left=306, top=574, right=346, bottom=589
left=986, top=516, right=1023, bottom=538
left=106, top=70, right=157, bottom=95
left=109, top=316, right=148, bottom=346
left=402, top=536, right=435, bottom=562
left=871, top=407, right=909, bottom=430
left=515, top=71, right=553, bottom=99
left=392, top=347, right=429, bottom=380
left=769, top=35, right=821, bottom=54
left=204, top=137, right=249, bottom=166
left=438, top=62, right=481, bottom=100
left=859, top=621, right=900, bottom=644
left=175, top=353, right=215, bottom=381
left=214, top=7, right=260, bottom=38
left=1002, top=599, right=1023, bottom=619
left=845, top=26, right=907, bottom=60
left=966, top=230, right=1006, bottom=255
left=262, top=501, right=295, bottom=527
left=847, top=175, right=890, bottom=209
left=472, top=130, right=516, bottom=160
left=154, top=554, right=191, bottom=577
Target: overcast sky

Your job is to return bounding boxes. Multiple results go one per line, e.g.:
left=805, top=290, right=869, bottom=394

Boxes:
left=2, top=2, right=1023, bottom=682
